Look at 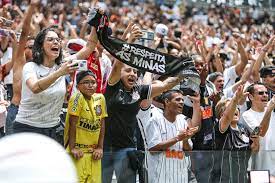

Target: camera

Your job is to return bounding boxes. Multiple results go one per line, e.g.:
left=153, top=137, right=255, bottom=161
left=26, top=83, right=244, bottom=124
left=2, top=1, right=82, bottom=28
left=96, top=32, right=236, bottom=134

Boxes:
left=141, top=30, right=154, bottom=40
left=0, top=28, right=10, bottom=37
left=72, top=60, right=88, bottom=71
left=135, top=30, right=154, bottom=46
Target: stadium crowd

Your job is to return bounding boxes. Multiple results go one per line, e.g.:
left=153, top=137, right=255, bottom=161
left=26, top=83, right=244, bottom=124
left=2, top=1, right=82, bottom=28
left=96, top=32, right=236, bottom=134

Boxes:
left=0, top=0, right=274, bottom=182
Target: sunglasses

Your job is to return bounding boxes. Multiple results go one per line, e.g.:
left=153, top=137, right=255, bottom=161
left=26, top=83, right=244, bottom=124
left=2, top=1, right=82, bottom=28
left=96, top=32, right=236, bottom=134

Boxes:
left=255, top=91, right=268, bottom=95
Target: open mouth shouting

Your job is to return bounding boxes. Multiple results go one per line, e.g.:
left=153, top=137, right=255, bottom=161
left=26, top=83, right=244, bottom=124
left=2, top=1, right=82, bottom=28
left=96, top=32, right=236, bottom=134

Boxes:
left=127, top=77, right=136, bottom=85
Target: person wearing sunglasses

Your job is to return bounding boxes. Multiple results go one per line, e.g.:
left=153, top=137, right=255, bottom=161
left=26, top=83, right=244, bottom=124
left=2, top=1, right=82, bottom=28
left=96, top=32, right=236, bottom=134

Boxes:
left=12, top=8, right=103, bottom=139
left=241, top=82, right=275, bottom=176
left=64, top=70, right=107, bottom=183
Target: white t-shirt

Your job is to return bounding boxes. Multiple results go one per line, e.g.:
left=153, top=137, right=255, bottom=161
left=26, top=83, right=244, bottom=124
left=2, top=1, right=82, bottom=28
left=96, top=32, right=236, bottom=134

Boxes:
left=1, top=47, right=13, bottom=84
left=241, top=108, right=275, bottom=175
left=15, top=62, right=66, bottom=128
left=146, top=113, right=191, bottom=183
left=0, top=83, right=6, bottom=128
left=223, top=65, right=238, bottom=89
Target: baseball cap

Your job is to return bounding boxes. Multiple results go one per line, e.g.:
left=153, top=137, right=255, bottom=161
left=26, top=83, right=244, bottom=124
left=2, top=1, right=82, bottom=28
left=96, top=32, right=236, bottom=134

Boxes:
left=66, top=38, right=87, bottom=55
left=155, top=24, right=168, bottom=36
left=0, top=133, right=77, bottom=183
left=260, top=65, right=275, bottom=78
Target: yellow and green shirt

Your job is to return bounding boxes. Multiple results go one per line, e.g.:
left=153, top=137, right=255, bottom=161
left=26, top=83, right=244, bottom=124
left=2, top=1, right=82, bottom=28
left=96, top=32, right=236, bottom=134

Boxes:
left=64, top=92, right=108, bottom=152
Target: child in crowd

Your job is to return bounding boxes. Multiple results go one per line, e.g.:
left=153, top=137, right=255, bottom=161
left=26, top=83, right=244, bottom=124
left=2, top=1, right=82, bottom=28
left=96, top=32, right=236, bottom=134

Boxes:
left=64, top=70, right=107, bottom=183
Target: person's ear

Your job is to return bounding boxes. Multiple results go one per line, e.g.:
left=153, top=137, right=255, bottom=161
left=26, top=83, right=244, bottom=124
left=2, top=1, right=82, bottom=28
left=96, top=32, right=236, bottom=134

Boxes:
left=164, top=98, right=169, bottom=105
left=248, top=93, right=253, bottom=101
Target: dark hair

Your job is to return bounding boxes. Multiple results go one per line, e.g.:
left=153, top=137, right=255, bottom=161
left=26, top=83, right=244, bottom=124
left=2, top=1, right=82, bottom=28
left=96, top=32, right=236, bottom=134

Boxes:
left=32, top=27, right=63, bottom=65
left=246, top=82, right=266, bottom=105
left=208, top=72, right=223, bottom=83
left=246, top=82, right=265, bottom=95
left=162, top=90, right=183, bottom=105
left=27, top=36, right=35, bottom=41
left=76, top=70, right=97, bottom=85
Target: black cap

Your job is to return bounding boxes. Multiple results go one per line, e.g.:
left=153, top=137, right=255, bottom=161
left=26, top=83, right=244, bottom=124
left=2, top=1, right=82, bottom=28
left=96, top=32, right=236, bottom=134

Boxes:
left=260, top=66, right=275, bottom=78
left=76, top=70, right=97, bottom=85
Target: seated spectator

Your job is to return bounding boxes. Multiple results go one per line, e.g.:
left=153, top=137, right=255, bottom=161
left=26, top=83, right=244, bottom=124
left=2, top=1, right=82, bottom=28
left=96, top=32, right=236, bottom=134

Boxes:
left=146, top=90, right=201, bottom=183
left=64, top=70, right=107, bottom=183
left=241, top=83, right=275, bottom=176
left=215, top=85, right=259, bottom=183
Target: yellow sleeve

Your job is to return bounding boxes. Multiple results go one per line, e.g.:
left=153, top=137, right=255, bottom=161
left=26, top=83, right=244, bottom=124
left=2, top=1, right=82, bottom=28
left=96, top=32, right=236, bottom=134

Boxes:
left=68, top=93, right=83, bottom=117
left=100, top=94, right=108, bottom=118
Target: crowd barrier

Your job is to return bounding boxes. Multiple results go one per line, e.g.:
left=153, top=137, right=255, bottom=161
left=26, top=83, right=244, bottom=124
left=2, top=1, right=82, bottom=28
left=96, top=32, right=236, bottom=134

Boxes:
left=101, top=150, right=275, bottom=183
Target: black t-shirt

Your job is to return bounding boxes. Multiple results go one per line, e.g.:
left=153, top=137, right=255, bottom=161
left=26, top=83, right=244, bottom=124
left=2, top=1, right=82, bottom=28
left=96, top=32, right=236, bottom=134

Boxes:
left=104, top=80, right=151, bottom=148
left=215, top=121, right=251, bottom=151
left=267, top=87, right=274, bottom=100
left=183, top=85, right=216, bottom=150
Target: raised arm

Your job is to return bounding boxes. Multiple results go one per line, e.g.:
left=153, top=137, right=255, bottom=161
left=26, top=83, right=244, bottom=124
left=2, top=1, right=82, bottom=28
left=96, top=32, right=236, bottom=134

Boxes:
left=187, top=94, right=201, bottom=128
left=71, top=27, right=98, bottom=60
left=26, top=61, right=77, bottom=94
left=108, top=23, right=142, bottom=85
left=140, top=72, right=153, bottom=109
left=258, top=96, right=275, bottom=137
left=15, top=0, right=39, bottom=59
left=251, top=36, right=275, bottom=81
left=234, top=33, right=248, bottom=76
left=219, top=85, right=245, bottom=133
left=150, top=76, right=182, bottom=98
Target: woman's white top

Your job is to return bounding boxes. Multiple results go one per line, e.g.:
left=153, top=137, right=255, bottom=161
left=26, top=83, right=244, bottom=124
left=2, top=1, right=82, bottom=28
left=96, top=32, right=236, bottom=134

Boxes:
left=15, top=62, right=66, bottom=128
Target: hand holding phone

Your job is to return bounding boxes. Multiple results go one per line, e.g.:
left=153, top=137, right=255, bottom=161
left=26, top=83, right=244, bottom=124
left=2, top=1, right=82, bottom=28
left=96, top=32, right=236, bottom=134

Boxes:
left=0, top=17, right=13, bottom=27
left=0, top=28, right=10, bottom=37
left=72, top=60, right=88, bottom=71
left=251, top=126, right=260, bottom=136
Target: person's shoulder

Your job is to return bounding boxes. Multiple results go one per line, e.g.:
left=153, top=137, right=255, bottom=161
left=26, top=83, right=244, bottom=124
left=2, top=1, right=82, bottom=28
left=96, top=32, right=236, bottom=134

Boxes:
left=23, top=61, right=38, bottom=68
left=70, top=92, right=83, bottom=103
left=93, top=93, right=105, bottom=101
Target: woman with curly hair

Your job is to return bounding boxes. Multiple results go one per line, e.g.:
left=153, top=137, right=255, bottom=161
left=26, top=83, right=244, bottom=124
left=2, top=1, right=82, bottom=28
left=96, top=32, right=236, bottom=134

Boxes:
left=13, top=26, right=98, bottom=139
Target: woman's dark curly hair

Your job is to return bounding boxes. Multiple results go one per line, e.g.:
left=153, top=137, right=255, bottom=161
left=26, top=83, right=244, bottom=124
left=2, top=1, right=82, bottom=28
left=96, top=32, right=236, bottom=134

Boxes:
left=32, top=27, right=63, bottom=65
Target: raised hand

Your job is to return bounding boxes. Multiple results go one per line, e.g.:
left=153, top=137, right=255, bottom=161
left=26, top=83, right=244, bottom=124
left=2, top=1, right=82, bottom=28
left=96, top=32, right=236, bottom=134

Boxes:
left=87, top=7, right=105, bottom=27
left=262, top=35, right=275, bottom=51
left=128, top=24, right=143, bottom=43
left=56, top=60, right=78, bottom=76
left=121, top=21, right=134, bottom=40
left=234, top=85, right=249, bottom=103
left=187, top=93, right=200, bottom=104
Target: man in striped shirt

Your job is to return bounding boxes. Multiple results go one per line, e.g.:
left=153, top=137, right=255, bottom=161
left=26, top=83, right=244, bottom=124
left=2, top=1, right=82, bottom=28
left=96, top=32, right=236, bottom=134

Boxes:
left=146, top=90, right=201, bottom=183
